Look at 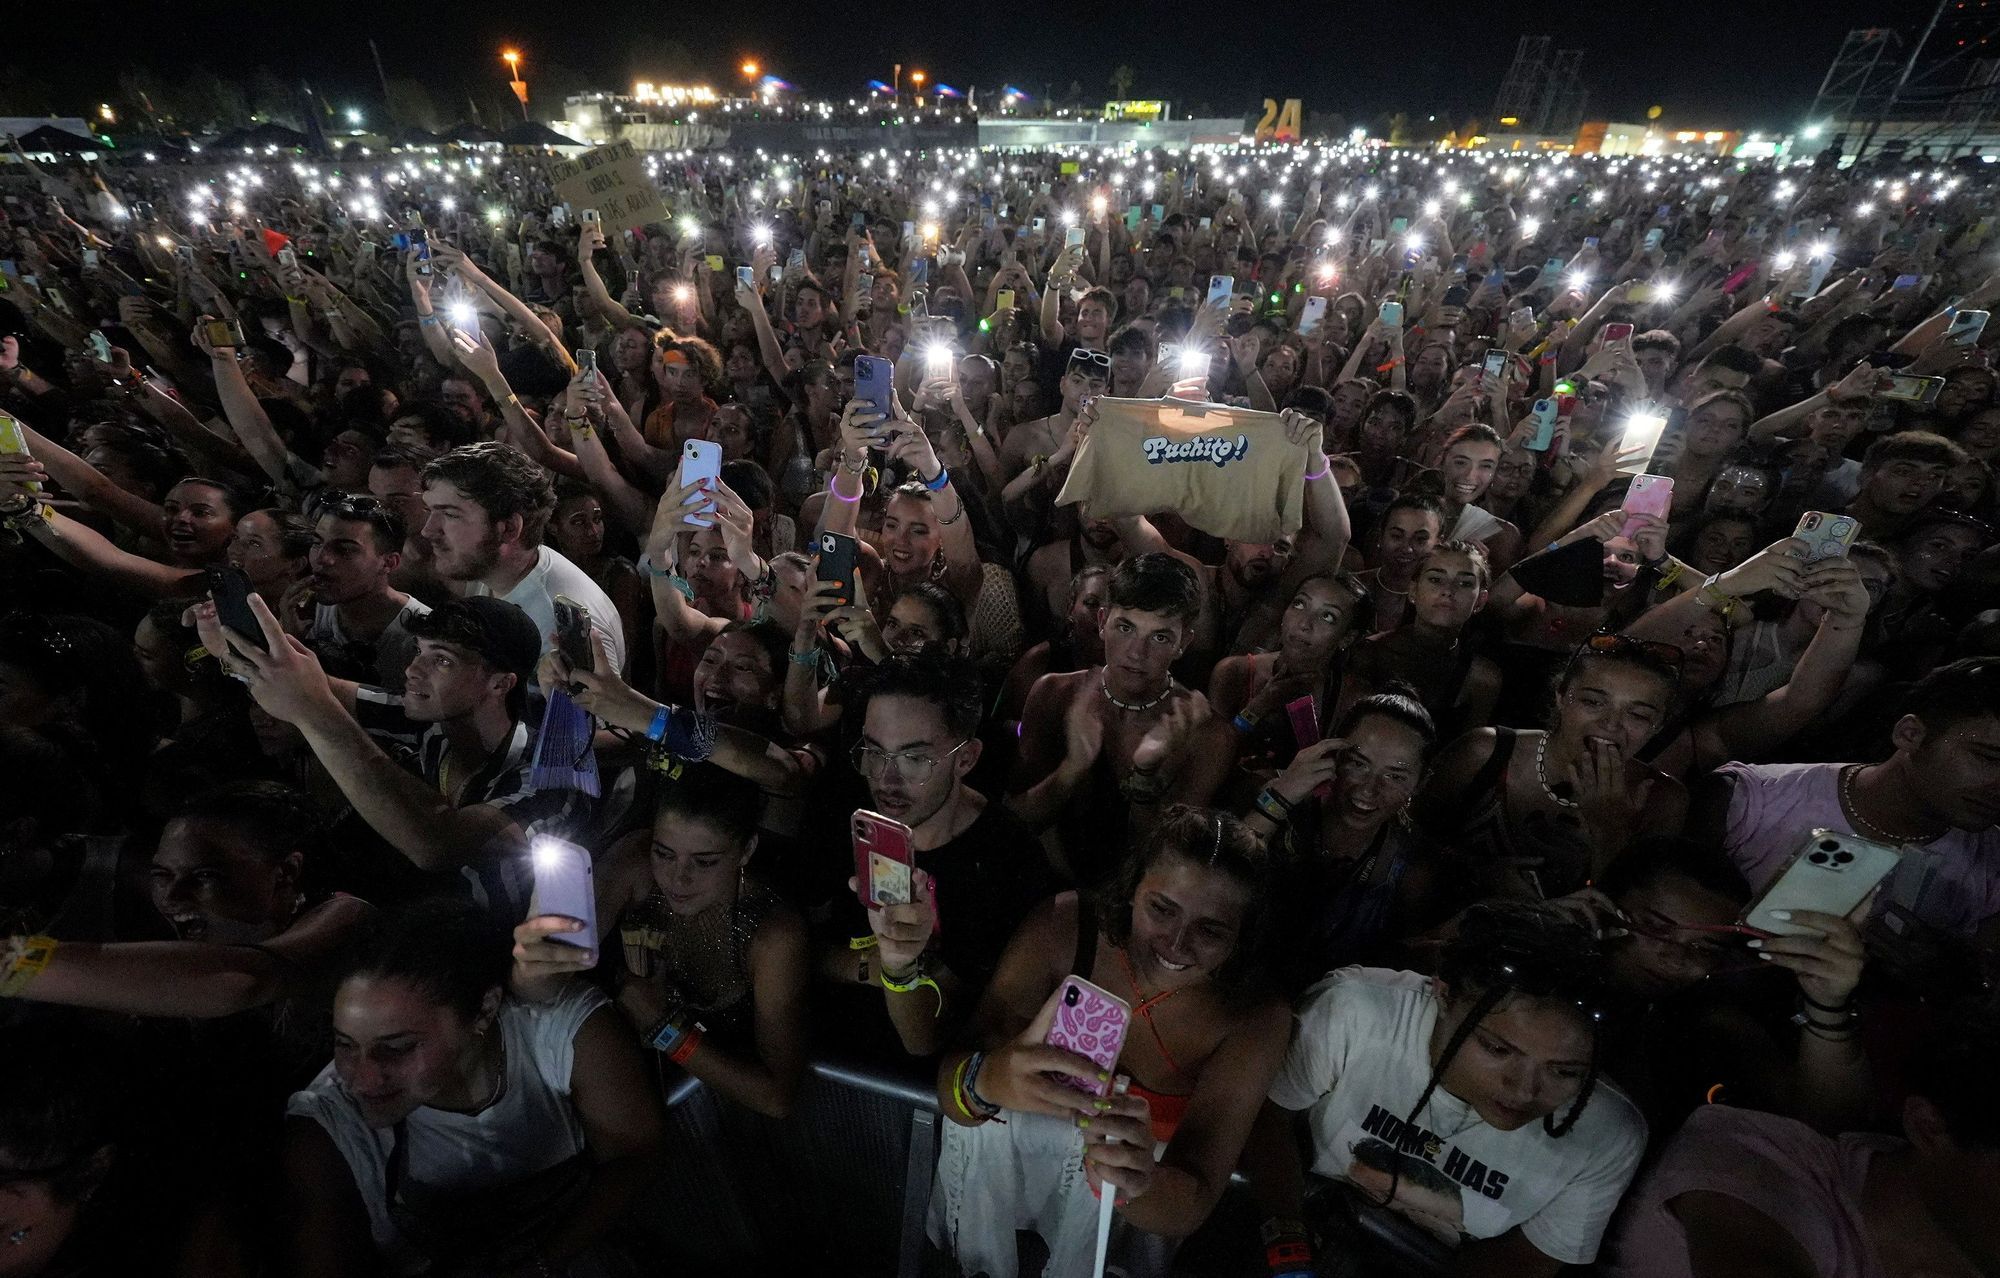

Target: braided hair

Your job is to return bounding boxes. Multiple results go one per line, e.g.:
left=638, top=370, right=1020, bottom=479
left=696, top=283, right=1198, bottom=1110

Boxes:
left=1421, top=901, right=1609, bottom=1140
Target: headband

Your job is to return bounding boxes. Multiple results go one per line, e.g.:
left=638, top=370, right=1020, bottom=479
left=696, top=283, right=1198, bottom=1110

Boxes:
left=659, top=350, right=690, bottom=368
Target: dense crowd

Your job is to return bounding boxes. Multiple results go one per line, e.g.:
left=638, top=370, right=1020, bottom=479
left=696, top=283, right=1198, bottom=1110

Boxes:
left=0, top=130, right=1997, bottom=1278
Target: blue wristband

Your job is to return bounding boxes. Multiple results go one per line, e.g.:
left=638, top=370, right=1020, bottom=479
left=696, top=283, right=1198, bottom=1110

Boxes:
left=1232, top=712, right=1260, bottom=735
left=647, top=705, right=670, bottom=743
left=922, top=465, right=950, bottom=492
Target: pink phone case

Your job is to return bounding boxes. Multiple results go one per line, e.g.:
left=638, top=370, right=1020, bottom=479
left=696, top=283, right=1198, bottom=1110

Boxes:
left=1045, top=976, right=1131, bottom=1098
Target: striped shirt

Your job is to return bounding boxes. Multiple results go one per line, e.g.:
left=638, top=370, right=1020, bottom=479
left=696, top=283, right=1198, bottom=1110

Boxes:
left=352, top=689, right=596, bottom=921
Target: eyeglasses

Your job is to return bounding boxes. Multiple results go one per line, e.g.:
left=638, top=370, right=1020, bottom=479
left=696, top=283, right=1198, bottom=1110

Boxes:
left=850, top=738, right=969, bottom=785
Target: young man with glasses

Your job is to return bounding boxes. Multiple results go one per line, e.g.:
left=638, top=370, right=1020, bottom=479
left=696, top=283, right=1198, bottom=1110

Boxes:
left=294, top=495, right=431, bottom=691
left=836, top=652, right=1052, bottom=1055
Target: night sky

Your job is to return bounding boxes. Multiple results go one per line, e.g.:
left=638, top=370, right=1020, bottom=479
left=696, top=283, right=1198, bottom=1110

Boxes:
left=14, top=0, right=1926, bottom=130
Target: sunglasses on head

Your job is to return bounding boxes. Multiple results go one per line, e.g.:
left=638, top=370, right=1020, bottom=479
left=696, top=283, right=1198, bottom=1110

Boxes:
left=1566, top=633, right=1686, bottom=690
left=1069, top=350, right=1113, bottom=373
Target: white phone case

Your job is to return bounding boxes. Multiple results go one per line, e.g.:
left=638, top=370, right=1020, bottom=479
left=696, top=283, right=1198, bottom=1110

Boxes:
left=1743, top=829, right=1900, bottom=937
left=677, top=440, right=722, bottom=528
left=528, top=838, right=599, bottom=959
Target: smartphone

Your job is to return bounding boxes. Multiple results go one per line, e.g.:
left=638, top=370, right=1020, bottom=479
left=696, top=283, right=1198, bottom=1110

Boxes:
left=995, top=288, right=1016, bottom=314
left=1790, top=511, right=1861, bottom=562
left=1044, top=976, right=1132, bottom=1098
left=1441, top=284, right=1470, bottom=308
left=81, top=248, right=100, bottom=270
left=528, top=837, right=598, bottom=960
left=205, top=565, right=266, bottom=651
left=574, top=348, right=598, bottom=380
left=853, top=352, right=894, bottom=420
left=1892, top=273, right=1922, bottom=291
left=204, top=318, right=244, bottom=350
left=410, top=227, right=431, bottom=276
left=1643, top=228, right=1665, bottom=251
left=553, top=594, right=595, bottom=673
left=1064, top=225, right=1086, bottom=250
left=1525, top=398, right=1559, bottom=451
left=676, top=439, right=723, bottom=528
left=1377, top=300, right=1403, bottom=326
left=1285, top=695, right=1320, bottom=750
left=1945, top=309, right=1989, bottom=346
left=1878, top=372, right=1944, bottom=405
left=815, top=530, right=859, bottom=607
left=1510, top=305, right=1535, bottom=330
left=1198, top=216, right=1211, bottom=231
left=579, top=208, right=600, bottom=226
left=703, top=253, right=725, bottom=273
left=786, top=248, right=806, bottom=271
left=735, top=265, right=756, bottom=290
left=1032, top=216, right=1048, bottom=233
left=275, top=246, right=298, bottom=274
left=1206, top=274, right=1235, bottom=308
left=1720, top=261, right=1760, bottom=294
left=1583, top=236, right=1601, bottom=250
left=1388, top=216, right=1409, bottom=235
left=1298, top=295, right=1328, bottom=336
left=1743, top=830, right=1900, bottom=937
left=851, top=808, right=916, bottom=907
left=1543, top=257, right=1566, bottom=276
left=850, top=211, right=865, bottom=230
left=1601, top=322, right=1635, bottom=345
left=1482, top=350, right=1508, bottom=381
left=87, top=329, right=113, bottom=363
left=1618, top=413, right=1670, bottom=473
left=855, top=271, right=874, bottom=301
left=0, top=412, right=38, bottom=493
left=1621, top=473, right=1674, bottom=535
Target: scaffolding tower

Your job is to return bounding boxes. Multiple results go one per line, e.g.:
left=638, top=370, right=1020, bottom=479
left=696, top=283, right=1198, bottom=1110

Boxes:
left=1493, top=37, right=1551, bottom=127
left=1814, top=0, right=2000, bottom=158
left=1491, top=35, right=1589, bottom=135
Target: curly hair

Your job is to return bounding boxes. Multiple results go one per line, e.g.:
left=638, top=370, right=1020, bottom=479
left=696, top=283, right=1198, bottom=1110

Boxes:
left=421, top=441, right=557, bottom=546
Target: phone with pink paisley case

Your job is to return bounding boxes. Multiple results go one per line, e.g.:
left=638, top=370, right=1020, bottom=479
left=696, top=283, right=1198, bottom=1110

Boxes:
left=1044, top=976, right=1132, bottom=1098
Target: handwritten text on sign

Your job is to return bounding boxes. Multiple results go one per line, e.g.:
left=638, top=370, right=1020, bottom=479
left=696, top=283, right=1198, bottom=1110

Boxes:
left=547, top=141, right=665, bottom=233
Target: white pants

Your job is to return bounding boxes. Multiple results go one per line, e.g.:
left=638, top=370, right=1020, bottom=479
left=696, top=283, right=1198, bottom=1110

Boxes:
left=927, top=1109, right=1174, bottom=1278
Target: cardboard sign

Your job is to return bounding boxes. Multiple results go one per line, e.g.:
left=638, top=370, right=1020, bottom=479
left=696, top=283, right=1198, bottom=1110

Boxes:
left=547, top=141, right=665, bottom=233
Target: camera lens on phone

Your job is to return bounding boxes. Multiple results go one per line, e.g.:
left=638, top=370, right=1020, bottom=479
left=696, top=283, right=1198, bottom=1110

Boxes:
left=1833, top=851, right=1854, bottom=864
left=1818, top=840, right=1840, bottom=852
left=1809, top=851, right=1829, bottom=864
left=1064, top=987, right=1079, bottom=1006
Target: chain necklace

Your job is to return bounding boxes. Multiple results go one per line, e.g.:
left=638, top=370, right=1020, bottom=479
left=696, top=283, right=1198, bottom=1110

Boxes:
left=1101, top=670, right=1175, bottom=713
left=1535, top=733, right=1580, bottom=810
left=1839, top=764, right=1942, bottom=844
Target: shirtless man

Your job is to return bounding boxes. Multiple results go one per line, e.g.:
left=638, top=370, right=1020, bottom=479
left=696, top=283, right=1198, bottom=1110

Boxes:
left=1006, top=553, right=1223, bottom=885
left=999, top=348, right=1110, bottom=484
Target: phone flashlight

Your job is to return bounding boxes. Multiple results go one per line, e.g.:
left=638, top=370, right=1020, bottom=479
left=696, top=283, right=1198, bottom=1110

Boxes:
left=1091, top=194, right=1108, bottom=217
left=1521, top=217, right=1542, bottom=237
left=1809, top=240, right=1833, bottom=259
left=924, top=343, right=953, bottom=373
left=673, top=284, right=694, bottom=303
left=679, top=216, right=700, bottom=240
left=753, top=224, right=773, bottom=246
left=1774, top=251, right=1797, bottom=270
left=1568, top=272, right=1591, bottom=291
left=1423, top=199, right=1441, bottom=217
left=921, top=222, right=939, bottom=241
left=1059, top=208, right=1079, bottom=227
left=448, top=302, right=476, bottom=330
left=1178, top=346, right=1208, bottom=378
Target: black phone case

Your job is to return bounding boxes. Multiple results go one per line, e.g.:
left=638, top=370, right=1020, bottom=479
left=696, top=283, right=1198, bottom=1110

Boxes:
left=814, top=536, right=858, bottom=606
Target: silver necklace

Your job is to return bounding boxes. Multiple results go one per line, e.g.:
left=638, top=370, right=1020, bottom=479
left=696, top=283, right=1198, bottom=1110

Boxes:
left=1101, top=670, right=1174, bottom=713
left=1534, top=733, right=1580, bottom=809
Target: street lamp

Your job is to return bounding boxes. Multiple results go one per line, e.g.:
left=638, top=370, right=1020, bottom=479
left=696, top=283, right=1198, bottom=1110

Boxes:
left=502, top=49, right=529, bottom=121
left=740, top=60, right=760, bottom=79
left=910, top=69, right=926, bottom=107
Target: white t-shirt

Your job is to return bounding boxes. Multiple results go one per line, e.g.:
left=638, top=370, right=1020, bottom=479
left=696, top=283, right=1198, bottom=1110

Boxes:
left=1268, top=967, right=1646, bottom=1265
left=287, top=984, right=608, bottom=1275
left=467, top=545, right=627, bottom=674
left=308, top=596, right=432, bottom=691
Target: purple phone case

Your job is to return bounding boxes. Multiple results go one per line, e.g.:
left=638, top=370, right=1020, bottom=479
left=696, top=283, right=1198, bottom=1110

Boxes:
left=1045, top=978, right=1130, bottom=1097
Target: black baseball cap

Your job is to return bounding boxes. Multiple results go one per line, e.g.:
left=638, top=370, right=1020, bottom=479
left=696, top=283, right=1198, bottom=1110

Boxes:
left=406, top=596, right=542, bottom=685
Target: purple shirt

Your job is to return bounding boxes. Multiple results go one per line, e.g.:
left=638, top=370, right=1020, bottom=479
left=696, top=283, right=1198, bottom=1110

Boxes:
left=1602, top=1105, right=1895, bottom=1278
left=1717, top=761, right=2000, bottom=937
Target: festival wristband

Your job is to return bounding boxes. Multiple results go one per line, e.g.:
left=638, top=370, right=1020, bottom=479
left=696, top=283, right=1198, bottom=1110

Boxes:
left=921, top=465, right=950, bottom=492
left=0, top=936, right=57, bottom=998
left=1232, top=712, right=1260, bottom=735
left=646, top=705, right=670, bottom=744
left=668, top=1025, right=704, bottom=1066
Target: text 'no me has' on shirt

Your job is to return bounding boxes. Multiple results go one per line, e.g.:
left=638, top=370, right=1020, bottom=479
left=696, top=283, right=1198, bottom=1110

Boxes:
left=1268, top=967, right=1646, bottom=1265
